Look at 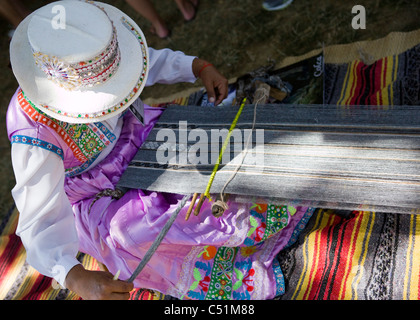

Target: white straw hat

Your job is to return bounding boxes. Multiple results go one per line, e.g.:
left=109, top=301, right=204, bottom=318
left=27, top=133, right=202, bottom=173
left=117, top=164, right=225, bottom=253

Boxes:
left=10, top=0, right=149, bottom=123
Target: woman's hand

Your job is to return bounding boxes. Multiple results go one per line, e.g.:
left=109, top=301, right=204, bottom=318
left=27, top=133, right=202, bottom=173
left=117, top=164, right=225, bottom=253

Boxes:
left=192, top=58, right=228, bottom=105
left=65, top=264, right=134, bottom=300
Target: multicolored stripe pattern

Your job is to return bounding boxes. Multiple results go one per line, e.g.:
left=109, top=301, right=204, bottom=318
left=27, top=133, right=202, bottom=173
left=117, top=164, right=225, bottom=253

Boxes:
left=0, top=208, right=172, bottom=300
left=324, top=43, right=420, bottom=106
left=278, top=209, right=420, bottom=300
left=335, top=56, right=398, bottom=106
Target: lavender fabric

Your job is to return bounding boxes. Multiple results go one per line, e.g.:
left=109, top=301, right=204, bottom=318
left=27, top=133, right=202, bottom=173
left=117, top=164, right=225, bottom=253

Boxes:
left=63, top=106, right=314, bottom=300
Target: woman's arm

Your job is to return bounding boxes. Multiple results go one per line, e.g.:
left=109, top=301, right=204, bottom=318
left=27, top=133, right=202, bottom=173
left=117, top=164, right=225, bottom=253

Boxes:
left=147, top=48, right=228, bottom=105
left=192, top=58, right=228, bottom=105
left=11, top=143, right=133, bottom=299
left=12, top=143, right=80, bottom=287
left=146, top=47, right=197, bottom=85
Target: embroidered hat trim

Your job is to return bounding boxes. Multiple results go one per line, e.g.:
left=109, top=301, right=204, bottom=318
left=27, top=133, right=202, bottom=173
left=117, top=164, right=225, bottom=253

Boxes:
left=28, top=17, right=148, bottom=121
left=32, top=4, right=122, bottom=91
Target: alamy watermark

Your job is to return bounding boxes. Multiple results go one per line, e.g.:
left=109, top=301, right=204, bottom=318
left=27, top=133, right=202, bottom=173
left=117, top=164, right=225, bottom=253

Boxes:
left=352, top=5, right=366, bottom=30
left=153, top=121, right=265, bottom=172
left=51, top=5, right=66, bottom=30
left=50, top=4, right=367, bottom=31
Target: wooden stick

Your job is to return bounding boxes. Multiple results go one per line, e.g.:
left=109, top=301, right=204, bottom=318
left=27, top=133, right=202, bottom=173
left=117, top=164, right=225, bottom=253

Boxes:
left=194, top=193, right=206, bottom=216
left=185, top=193, right=198, bottom=221
left=127, top=194, right=192, bottom=283
left=113, top=270, right=121, bottom=281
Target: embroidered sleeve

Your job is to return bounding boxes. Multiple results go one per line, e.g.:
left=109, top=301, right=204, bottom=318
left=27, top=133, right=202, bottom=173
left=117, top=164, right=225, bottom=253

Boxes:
left=11, top=135, right=64, bottom=160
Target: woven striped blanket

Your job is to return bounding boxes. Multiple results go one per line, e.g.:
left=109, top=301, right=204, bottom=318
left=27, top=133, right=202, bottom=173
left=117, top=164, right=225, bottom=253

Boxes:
left=278, top=209, right=420, bottom=300
left=324, top=43, right=420, bottom=106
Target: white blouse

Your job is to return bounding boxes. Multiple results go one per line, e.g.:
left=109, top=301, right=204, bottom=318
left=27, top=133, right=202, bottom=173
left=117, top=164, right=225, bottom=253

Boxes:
left=11, top=48, right=197, bottom=287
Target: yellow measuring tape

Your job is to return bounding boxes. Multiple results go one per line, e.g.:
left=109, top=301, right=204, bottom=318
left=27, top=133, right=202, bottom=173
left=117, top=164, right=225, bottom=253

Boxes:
left=203, top=98, right=247, bottom=201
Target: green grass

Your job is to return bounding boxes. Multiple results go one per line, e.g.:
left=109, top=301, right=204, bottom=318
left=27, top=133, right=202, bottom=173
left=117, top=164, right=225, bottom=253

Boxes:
left=122, top=0, right=420, bottom=99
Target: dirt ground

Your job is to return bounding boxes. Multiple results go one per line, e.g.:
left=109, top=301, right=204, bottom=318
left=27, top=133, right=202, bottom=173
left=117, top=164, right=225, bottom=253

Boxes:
left=0, top=0, right=419, bottom=221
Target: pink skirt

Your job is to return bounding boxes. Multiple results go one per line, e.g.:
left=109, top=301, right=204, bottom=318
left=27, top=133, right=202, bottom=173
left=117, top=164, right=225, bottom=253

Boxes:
left=64, top=107, right=314, bottom=300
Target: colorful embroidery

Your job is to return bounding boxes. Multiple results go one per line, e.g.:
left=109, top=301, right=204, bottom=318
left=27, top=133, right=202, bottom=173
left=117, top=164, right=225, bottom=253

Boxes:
left=33, top=53, right=82, bottom=90
left=33, top=37, right=121, bottom=91
left=195, top=204, right=293, bottom=299
left=181, top=206, right=316, bottom=300
left=18, top=90, right=86, bottom=163
left=239, top=246, right=257, bottom=257
left=26, top=17, right=148, bottom=121
left=18, top=89, right=117, bottom=176
left=272, top=258, right=285, bottom=296
left=32, top=2, right=121, bottom=91
left=186, top=247, right=237, bottom=300
left=65, top=154, right=101, bottom=177
left=284, top=207, right=316, bottom=249
left=244, top=203, right=292, bottom=246
left=59, top=122, right=114, bottom=158
left=232, top=259, right=255, bottom=300
left=265, top=204, right=290, bottom=237
left=197, top=246, right=217, bottom=261
left=11, top=135, right=64, bottom=160
left=185, top=261, right=212, bottom=300
left=206, top=247, right=237, bottom=300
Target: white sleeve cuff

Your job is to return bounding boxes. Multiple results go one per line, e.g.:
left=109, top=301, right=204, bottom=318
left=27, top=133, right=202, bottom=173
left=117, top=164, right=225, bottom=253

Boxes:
left=53, top=257, right=81, bottom=289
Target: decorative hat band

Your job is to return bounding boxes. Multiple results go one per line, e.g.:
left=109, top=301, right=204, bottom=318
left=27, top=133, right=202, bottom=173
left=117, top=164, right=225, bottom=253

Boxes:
left=32, top=24, right=121, bottom=91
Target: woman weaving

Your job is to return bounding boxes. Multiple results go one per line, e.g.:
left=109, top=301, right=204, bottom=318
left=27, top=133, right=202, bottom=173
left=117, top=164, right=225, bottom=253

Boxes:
left=7, top=0, right=314, bottom=300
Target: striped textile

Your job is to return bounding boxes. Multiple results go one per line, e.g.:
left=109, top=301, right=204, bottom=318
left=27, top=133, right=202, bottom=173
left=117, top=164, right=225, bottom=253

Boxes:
left=278, top=209, right=420, bottom=300
left=324, top=43, right=420, bottom=106
left=0, top=207, right=171, bottom=300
